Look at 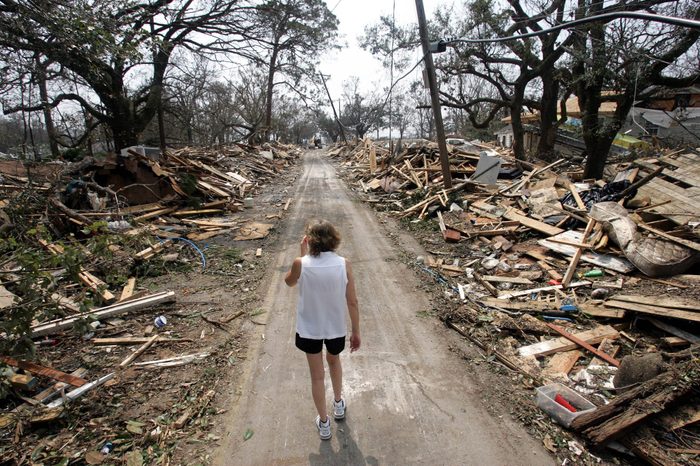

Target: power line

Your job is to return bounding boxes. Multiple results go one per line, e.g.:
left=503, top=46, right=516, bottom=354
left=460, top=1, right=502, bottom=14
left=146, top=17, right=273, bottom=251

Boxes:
left=443, top=12, right=700, bottom=46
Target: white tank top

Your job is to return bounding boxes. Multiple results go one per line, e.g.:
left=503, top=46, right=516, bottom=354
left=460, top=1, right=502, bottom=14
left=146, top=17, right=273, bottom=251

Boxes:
left=296, top=251, right=348, bottom=339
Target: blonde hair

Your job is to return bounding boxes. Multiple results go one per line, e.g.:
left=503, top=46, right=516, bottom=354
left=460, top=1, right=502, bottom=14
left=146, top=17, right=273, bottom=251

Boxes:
left=306, top=220, right=341, bottom=256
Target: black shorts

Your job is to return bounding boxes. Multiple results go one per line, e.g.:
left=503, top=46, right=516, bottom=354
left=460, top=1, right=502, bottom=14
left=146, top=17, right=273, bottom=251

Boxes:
left=295, top=333, right=346, bottom=355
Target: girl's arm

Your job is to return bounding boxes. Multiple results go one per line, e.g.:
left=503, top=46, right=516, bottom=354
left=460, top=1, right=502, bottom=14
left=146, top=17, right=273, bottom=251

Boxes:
left=345, top=260, right=361, bottom=352
left=284, top=236, right=308, bottom=287
left=285, top=257, right=302, bottom=287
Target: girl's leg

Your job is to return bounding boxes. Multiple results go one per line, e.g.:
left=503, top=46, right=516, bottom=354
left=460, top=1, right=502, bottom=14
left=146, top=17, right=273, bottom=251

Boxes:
left=326, top=352, right=342, bottom=402
left=306, top=352, right=328, bottom=421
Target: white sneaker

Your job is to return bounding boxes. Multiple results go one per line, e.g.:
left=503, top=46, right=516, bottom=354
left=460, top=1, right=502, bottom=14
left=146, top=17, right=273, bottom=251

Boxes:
left=333, top=398, right=346, bottom=420
left=315, top=415, right=331, bottom=440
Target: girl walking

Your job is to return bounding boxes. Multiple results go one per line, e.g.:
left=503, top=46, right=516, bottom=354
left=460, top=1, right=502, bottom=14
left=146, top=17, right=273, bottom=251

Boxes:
left=285, top=220, right=360, bottom=440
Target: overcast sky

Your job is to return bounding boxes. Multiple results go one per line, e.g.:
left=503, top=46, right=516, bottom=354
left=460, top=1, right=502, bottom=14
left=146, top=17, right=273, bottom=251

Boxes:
left=319, top=0, right=445, bottom=102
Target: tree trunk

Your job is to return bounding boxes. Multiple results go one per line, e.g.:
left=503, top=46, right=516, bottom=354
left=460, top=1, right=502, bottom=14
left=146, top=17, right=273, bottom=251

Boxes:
left=510, top=88, right=526, bottom=160
left=537, top=69, right=559, bottom=161
left=36, top=59, right=60, bottom=159
left=264, top=44, right=280, bottom=142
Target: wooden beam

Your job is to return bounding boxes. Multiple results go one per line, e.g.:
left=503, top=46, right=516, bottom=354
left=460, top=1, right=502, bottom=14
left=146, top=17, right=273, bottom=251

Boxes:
left=518, top=325, right=619, bottom=358
left=31, top=291, right=176, bottom=337
left=637, top=222, right=700, bottom=252
left=119, top=335, right=159, bottom=367
left=498, top=280, right=591, bottom=299
left=545, top=323, right=621, bottom=367
left=562, top=219, right=596, bottom=287
left=503, top=208, right=564, bottom=236
left=604, top=300, right=700, bottom=323
left=119, top=277, right=136, bottom=302
left=613, top=294, right=700, bottom=312
left=0, top=357, right=86, bottom=387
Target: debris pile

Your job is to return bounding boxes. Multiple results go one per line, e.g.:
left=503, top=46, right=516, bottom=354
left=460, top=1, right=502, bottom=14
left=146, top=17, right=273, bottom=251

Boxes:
left=0, top=142, right=299, bottom=463
left=335, top=138, right=700, bottom=464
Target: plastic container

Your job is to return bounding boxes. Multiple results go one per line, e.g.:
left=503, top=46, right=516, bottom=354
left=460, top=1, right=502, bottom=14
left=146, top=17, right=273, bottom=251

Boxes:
left=154, top=315, right=167, bottom=328
left=243, top=197, right=254, bottom=209
left=535, top=383, right=596, bottom=427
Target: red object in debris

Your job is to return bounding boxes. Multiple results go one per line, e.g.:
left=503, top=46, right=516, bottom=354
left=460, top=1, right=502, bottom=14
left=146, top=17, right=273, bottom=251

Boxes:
left=555, top=393, right=577, bottom=412
left=548, top=279, right=561, bottom=286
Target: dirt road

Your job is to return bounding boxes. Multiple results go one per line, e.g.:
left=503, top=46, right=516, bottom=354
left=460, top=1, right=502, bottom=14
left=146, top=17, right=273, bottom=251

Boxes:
left=214, top=150, right=552, bottom=465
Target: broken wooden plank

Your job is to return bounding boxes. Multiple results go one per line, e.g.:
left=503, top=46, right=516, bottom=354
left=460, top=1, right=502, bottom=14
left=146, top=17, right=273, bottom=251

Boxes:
left=543, top=350, right=582, bottom=377
left=119, top=334, right=159, bottom=367
left=135, top=239, right=172, bottom=260
left=503, top=208, right=564, bottom=236
left=0, top=357, right=87, bottom=387
left=119, top=277, right=136, bottom=302
left=33, top=368, right=88, bottom=404
left=134, top=207, right=177, bottom=222
left=612, top=294, right=700, bottom=312
left=562, top=219, right=596, bottom=287
left=92, top=337, right=185, bottom=345
left=588, top=338, right=620, bottom=367
left=545, top=323, right=621, bottom=367
left=604, top=300, right=700, bottom=323
left=474, top=272, right=499, bottom=297
left=31, top=291, right=176, bottom=337
left=538, top=230, right=635, bottom=273
left=481, top=275, right=533, bottom=285
left=283, top=198, right=292, bottom=211
left=637, top=221, right=700, bottom=252
left=644, top=317, right=700, bottom=344
left=518, top=325, right=619, bottom=358
left=46, top=373, right=115, bottom=408
left=498, top=281, right=591, bottom=299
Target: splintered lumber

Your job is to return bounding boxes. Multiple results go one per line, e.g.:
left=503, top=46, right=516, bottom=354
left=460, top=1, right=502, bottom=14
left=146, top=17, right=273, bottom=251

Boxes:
left=283, top=198, right=292, bottom=211
left=579, top=304, right=626, bottom=319
left=38, top=239, right=115, bottom=302
left=637, top=222, right=700, bottom=252
left=543, top=350, right=582, bottom=377
left=93, top=337, right=184, bottom=345
left=0, top=356, right=87, bottom=387
left=119, top=277, right=136, bottom=302
left=473, top=272, right=499, bottom=297
left=604, top=300, right=700, bottom=323
left=545, top=323, right=621, bottom=367
left=31, top=291, right=176, bottom=337
left=518, top=325, right=619, bottom=358
left=135, top=239, right=172, bottom=260
left=588, top=338, right=620, bottom=366
left=498, top=280, right=591, bottom=299
left=539, top=231, right=635, bottom=273
left=369, top=145, right=377, bottom=173
left=119, top=334, right=159, bottom=367
left=46, top=373, right=115, bottom=408
left=134, top=207, right=177, bottom=222
left=571, top=359, right=699, bottom=435
left=481, top=275, right=533, bottom=285
left=650, top=318, right=700, bottom=344
left=133, top=352, right=210, bottom=368
left=33, top=368, right=88, bottom=403
left=562, top=219, right=596, bottom=287
left=612, top=294, right=700, bottom=312
left=10, top=374, right=37, bottom=391
left=503, top=208, right=564, bottom=236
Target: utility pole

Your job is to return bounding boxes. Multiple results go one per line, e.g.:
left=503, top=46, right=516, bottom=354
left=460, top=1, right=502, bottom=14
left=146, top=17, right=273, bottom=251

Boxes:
left=415, top=0, right=452, bottom=188
left=319, top=73, right=348, bottom=144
